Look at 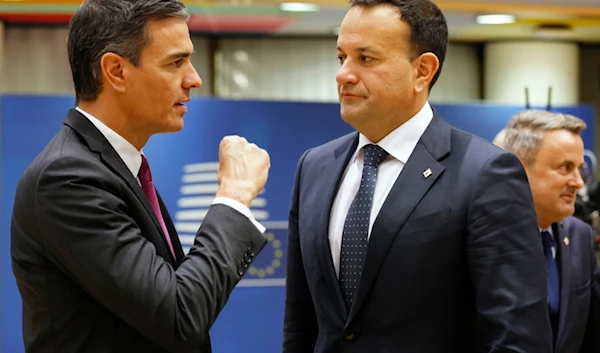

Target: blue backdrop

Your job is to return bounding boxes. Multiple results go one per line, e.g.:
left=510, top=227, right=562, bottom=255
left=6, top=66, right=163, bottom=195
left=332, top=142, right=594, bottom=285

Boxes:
left=0, top=94, right=596, bottom=352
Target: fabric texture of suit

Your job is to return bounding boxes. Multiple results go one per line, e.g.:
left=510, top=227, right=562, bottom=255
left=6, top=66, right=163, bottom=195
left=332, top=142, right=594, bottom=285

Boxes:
left=11, top=109, right=266, bottom=352
left=283, top=112, right=553, bottom=353
left=552, top=216, right=600, bottom=353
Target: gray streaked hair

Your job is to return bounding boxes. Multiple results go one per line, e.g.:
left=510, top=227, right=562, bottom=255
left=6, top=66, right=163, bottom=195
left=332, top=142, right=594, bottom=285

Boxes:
left=502, top=109, right=586, bottom=166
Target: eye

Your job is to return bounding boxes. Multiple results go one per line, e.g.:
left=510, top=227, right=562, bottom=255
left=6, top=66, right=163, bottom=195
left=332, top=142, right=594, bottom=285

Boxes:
left=173, top=59, right=184, bottom=67
left=560, top=163, right=575, bottom=173
left=360, top=55, right=372, bottom=63
left=337, top=55, right=345, bottom=65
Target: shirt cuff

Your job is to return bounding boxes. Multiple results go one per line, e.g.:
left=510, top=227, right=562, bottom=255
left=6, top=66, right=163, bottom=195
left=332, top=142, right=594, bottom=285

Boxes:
left=212, top=197, right=266, bottom=233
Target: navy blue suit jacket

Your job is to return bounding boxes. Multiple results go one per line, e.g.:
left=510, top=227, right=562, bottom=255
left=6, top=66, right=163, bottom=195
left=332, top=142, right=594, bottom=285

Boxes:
left=283, top=113, right=553, bottom=353
left=553, top=216, right=600, bottom=353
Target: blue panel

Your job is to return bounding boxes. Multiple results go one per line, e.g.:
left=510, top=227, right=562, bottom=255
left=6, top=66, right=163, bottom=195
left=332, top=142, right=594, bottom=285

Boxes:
left=1, top=95, right=595, bottom=352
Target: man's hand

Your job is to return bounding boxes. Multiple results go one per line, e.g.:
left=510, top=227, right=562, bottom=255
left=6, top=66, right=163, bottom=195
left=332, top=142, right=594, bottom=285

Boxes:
left=216, top=136, right=270, bottom=208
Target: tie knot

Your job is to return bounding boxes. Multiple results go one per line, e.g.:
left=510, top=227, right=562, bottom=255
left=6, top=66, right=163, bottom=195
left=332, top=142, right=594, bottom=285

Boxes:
left=541, top=231, right=553, bottom=250
left=363, top=144, right=389, bottom=167
left=139, top=155, right=152, bottom=184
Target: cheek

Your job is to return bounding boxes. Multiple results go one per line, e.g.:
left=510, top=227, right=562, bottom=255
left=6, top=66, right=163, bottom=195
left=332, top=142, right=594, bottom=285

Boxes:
left=373, top=71, right=410, bottom=97
left=540, top=179, right=569, bottom=203
left=530, top=177, right=554, bottom=199
left=395, top=64, right=417, bottom=91
left=549, top=174, right=571, bottom=190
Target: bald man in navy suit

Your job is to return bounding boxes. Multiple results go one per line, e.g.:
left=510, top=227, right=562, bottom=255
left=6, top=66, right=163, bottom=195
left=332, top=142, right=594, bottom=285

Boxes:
left=282, top=0, right=552, bottom=351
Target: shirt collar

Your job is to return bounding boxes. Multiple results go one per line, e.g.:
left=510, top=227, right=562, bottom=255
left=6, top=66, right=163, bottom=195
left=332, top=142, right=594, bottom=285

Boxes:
left=355, top=101, right=434, bottom=163
left=75, top=106, right=142, bottom=178
left=539, top=226, right=554, bottom=237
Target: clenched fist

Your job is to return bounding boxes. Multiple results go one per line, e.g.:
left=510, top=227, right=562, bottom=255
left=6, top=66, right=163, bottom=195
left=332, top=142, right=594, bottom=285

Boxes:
left=215, top=136, right=270, bottom=208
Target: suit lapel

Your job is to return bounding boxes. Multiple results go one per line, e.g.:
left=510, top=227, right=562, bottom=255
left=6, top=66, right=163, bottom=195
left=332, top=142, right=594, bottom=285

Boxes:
left=158, top=192, right=185, bottom=264
left=64, top=109, right=178, bottom=265
left=347, top=114, right=450, bottom=323
left=555, top=221, right=571, bottom=349
left=314, top=133, right=359, bottom=320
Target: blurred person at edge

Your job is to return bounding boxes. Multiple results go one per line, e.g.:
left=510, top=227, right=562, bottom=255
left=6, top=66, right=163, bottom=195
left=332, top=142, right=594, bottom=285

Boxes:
left=282, top=0, right=553, bottom=351
left=10, top=1, right=270, bottom=352
left=500, top=109, right=600, bottom=353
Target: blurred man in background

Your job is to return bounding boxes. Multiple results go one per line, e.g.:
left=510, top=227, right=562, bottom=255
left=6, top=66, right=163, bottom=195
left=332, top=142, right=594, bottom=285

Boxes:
left=502, top=109, right=600, bottom=353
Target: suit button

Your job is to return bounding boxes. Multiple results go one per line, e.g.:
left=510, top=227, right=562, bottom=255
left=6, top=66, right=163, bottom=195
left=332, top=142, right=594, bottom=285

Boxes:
left=344, top=332, right=354, bottom=340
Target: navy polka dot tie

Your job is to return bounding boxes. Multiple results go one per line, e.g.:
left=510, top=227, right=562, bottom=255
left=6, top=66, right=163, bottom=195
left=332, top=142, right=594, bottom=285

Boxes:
left=339, top=144, right=389, bottom=310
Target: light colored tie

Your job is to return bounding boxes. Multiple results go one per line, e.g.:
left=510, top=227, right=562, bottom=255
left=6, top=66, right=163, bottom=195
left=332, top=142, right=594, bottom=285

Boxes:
left=139, top=155, right=176, bottom=259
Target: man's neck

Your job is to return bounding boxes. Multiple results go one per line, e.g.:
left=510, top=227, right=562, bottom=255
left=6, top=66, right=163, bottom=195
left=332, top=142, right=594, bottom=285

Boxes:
left=78, top=99, right=148, bottom=150
left=359, top=98, right=428, bottom=143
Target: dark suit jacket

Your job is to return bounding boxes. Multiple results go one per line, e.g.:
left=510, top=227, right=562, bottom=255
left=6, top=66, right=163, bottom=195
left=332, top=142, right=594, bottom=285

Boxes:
left=11, top=109, right=266, bottom=352
left=553, top=216, right=600, bottom=353
left=283, top=113, right=553, bottom=353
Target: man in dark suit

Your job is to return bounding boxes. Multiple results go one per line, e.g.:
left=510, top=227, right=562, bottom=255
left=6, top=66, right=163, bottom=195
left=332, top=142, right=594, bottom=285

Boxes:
left=282, top=0, right=553, bottom=352
left=10, top=1, right=269, bottom=352
left=501, top=110, right=600, bottom=353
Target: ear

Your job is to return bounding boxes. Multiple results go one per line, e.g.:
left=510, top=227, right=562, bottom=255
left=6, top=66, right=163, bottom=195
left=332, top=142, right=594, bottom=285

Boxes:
left=413, top=52, right=440, bottom=94
left=99, top=52, right=128, bottom=94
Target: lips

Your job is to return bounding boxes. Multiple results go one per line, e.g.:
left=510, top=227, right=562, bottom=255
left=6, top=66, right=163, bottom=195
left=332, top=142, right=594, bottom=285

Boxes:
left=174, top=100, right=188, bottom=113
left=561, top=193, right=576, bottom=202
left=341, top=91, right=361, bottom=98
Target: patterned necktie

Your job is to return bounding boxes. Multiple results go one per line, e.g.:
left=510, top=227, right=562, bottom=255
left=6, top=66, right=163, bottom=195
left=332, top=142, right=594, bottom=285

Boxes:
left=139, top=155, right=176, bottom=259
left=541, top=230, right=560, bottom=327
left=339, top=144, right=389, bottom=310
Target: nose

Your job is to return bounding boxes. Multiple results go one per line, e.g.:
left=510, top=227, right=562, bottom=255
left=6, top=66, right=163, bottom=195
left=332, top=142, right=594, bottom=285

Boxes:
left=571, top=169, right=585, bottom=190
left=335, top=59, right=359, bottom=86
left=184, top=63, right=202, bottom=90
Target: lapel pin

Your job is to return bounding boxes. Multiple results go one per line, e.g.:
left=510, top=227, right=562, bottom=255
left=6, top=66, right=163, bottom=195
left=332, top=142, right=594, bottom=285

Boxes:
left=423, top=168, right=432, bottom=178
left=564, top=237, right=569, bottom=246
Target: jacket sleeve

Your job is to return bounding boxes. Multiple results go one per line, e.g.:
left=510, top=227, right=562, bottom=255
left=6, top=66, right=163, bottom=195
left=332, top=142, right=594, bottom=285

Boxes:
left=466, top=152, right=553, bottom=352
left=579, top=224, right=600, bottom=353
left=29, top=155, right=267, bottom=352
left=282, top=149, right=318, bottom=353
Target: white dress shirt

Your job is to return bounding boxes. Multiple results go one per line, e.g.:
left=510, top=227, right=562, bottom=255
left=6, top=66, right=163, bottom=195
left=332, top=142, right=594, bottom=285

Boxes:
left=75, top=106, right=265, bottom=233
left=329, top=102, right=434, bottom=277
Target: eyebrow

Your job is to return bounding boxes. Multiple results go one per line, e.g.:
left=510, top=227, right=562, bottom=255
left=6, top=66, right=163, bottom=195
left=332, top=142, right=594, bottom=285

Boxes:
left=337, top=46, right=380, bottom=55
left=166, top=50, right=194, bottom=61
left=558, top=159, right=585, bottom=167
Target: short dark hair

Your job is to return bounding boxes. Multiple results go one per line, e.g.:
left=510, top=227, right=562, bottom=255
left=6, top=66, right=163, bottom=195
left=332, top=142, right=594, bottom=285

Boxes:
left=67, top=0, right=190, bottom=103
left=349, top=0, right=448, bottom=89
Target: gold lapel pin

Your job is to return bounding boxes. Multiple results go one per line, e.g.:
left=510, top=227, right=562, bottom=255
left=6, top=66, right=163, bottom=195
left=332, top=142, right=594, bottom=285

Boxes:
left=564, top=237, right=569, bottom=246
left=423, top=168, right=432, bottom=178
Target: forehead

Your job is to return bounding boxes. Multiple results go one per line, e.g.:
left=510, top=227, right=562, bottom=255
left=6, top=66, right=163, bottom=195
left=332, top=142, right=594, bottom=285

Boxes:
left=537, top=129, right=584, bottom=162
left=143, top=18, right=193, bottom=57
left=337, top=5, right=409, bottom=51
